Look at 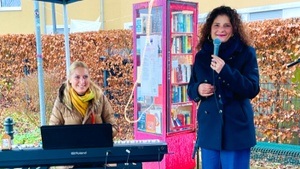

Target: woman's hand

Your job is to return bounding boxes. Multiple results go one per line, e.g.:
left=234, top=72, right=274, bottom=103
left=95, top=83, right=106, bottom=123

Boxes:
left=211, top=55, right=225, bottom=73
left=198, top=83, right=215, bottom=97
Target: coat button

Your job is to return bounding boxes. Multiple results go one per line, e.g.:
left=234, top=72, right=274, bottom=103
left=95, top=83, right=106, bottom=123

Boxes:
left=218, top=77, right=221, bottom=80
left=223, top=80, right=225, bottom=83
left=219, top=110, right=223, bottom=113
left=204, top=79, right=208, bottom=82
left=205, top=111, right=208, bottom=114
left=218, top=95, right=221, bottom=98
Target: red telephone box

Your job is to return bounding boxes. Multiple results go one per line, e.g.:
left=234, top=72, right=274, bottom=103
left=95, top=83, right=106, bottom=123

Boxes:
left=133, top=0, right=198, bottom=168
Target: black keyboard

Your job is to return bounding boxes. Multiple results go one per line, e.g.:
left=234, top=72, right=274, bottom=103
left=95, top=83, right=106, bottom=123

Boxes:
left=0, top=140, right=168, bottom=168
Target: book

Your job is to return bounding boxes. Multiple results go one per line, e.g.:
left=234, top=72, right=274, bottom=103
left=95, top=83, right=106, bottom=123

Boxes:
left=182, top=111, right=191, bottom=125
left=181, top=64, right=187, bottom=83
left=177, top=13, right=185, bottom=32
left=177, top=113, right=185, bottom=125
left=181, top=85, right=187, bottom=102
left=178, top=86, right=182, bottom=102
left=182, top=36, right=187, bottom=53
left=172, top=12, right=178, bottom=32
left=176, top=64, right=183, bottom=82
left=182, top=64, right=191, bottom=82
left=146, top=113, right=156, bottom=133
left=172, top=86, right=179, bottom=103
left=171, top=67, right=177, bottom=83
left=136, top=18, right=143, bottom=34
left=185, top=64, right=192, bottom=82
left=151, top=109, right=162, bottom=134
left=137, top=111, right=146, bottom=131
left=145, top=110, right=162, bottom=134
left=154, top=85, right=163, bottom=105
left=185, top=13, right=193, bottom=33
left=175, top=118, right=182, bottom=126
left=187, top=36, right=192, bottom=53
left=174, top=36, right=182, bottom=53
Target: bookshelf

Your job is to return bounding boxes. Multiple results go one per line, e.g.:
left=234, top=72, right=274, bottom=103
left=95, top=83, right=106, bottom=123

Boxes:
left=133, top=1, right=198, bottom=169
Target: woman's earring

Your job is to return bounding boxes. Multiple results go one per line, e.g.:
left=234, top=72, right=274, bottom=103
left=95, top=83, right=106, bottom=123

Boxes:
left=207, top=35, right=212, bottom=41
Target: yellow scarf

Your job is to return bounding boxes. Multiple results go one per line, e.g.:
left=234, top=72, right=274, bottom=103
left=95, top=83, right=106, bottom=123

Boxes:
left=70, top=88, right=95, bottom=117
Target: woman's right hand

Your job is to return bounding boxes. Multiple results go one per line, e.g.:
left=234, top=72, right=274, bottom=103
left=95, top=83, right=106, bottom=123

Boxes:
left=198, top=83, right=215, bottom=97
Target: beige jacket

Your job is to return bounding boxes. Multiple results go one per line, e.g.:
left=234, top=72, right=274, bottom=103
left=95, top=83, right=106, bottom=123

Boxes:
left=49, top=83, right=118, bottom=137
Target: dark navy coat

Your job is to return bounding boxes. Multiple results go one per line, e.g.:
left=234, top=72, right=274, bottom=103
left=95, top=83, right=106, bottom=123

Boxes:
left=187, top=36, right=260, bottom=150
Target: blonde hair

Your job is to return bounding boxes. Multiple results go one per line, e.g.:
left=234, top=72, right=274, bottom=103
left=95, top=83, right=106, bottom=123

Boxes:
left=63, top=61, right=103, bottom=109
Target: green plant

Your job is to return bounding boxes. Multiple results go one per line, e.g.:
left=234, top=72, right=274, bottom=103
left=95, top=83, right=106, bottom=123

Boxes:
left=13, top=127, right=41, bottom=145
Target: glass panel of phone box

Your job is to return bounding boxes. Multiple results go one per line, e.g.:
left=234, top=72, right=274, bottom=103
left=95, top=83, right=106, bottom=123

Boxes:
left=135, top=6, right=195, bottom=135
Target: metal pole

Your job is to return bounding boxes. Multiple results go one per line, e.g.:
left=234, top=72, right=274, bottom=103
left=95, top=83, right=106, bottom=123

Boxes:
left=33, top=1, right=46, bottom=126
left=100, top=0, right=104, bottom=29
left=42, top=2, right=46, bottom=34
left=52, top=3, right=57, bottom=34
left=63, top=3, right=71, bottom=76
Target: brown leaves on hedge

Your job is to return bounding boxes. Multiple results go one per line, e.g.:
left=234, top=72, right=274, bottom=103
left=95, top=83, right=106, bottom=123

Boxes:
left=0, top=30, right=134, bottom=140
left=247, top=18, right=300, bottom=144
left=0, top=19, right=299, bottom=143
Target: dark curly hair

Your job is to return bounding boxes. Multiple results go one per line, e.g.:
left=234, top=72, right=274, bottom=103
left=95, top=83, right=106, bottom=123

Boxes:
left=196, top=6, right=251, bottom=51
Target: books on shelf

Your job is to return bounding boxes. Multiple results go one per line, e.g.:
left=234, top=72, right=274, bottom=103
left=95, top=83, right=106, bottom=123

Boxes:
left=171, top=35, right=192, bottom=54
left=172, top=85, right=189, bottom=103
left=185, top=13, right=193, bottom=33
left=172, top=10, right=193, bottom=33
left=169, top=10, right=195, bottom=133
left=169, top=108, right=192, bottom=130
left=171, top=63, right=192, bottom=83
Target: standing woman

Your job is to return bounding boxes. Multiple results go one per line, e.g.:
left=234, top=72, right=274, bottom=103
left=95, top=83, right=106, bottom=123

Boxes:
left=188, top=6, right=260, bottom=169
left=50, top=61, right=118, bottom=137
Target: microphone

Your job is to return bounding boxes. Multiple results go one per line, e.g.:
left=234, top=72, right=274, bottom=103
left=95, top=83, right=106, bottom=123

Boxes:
left=287, top=58, right=300, bottom=68
left=125, top=149, right=131, bottom=166
left=104, top=150, right=111, bottom=169
left=213, top=38, right=221, bottom=55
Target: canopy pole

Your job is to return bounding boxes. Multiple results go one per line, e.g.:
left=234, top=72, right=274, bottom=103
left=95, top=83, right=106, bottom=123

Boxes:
left=63, top=3, right=71, bottom=77
left=33, top=1, right=46, bottom=126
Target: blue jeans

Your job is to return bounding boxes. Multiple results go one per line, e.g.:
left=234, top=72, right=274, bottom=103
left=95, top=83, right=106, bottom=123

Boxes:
left=201, top=148, right=250, bottom=169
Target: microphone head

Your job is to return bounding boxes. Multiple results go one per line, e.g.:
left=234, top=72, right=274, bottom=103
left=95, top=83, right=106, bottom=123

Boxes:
left=213, top=38, right=221, bottom=46
left=213, top=38, right=221, bottom=55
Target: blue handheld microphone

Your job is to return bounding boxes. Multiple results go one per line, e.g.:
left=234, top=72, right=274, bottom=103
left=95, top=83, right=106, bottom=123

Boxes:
left=213, top=38, right=221, bottom=55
